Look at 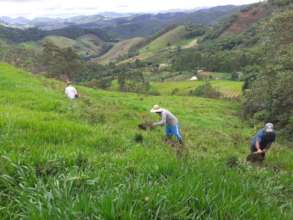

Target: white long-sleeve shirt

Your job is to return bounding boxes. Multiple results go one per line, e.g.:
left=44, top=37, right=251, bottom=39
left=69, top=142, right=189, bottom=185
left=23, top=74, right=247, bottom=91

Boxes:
left=65, top=85, right=78, bottom=100
left=153, top=109, right=178, bottom=126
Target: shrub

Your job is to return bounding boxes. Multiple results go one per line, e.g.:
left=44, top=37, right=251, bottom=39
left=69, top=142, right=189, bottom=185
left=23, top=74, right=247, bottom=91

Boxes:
left=171, top=88, right=180, bottom=96
left=134, top=134, right=144, bottom=143
left=192, top=82, right=222, bottom=99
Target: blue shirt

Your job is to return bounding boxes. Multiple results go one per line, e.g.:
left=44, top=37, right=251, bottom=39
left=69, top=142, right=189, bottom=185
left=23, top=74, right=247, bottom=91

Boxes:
left=252, top=129, right=276, bottom=149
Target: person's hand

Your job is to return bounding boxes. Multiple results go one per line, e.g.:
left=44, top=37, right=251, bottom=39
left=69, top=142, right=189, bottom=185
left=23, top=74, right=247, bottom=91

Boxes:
left=255, top=149, right=263, bottom=154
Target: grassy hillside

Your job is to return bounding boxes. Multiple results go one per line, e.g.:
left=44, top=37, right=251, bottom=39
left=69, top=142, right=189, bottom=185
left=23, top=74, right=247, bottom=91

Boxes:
left=138, top=25, right=198, bottom=61
left=94, top=37, right=145, bottom=64
left=0, top=63, right=292, bottom=219
left=119, top=25, right=200, bottom=64
left=108, top=77, right=242, bottom=98
left=43, top=36, right=76, bottom=48
left=43, top=34, right=111, bottom=59
left=152, top=80, right=243, bottom=98
left=140, top=26, right=190, bottom=53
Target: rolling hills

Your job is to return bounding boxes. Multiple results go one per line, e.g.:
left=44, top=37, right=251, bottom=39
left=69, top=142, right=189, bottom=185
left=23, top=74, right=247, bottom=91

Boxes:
left=0, top=4, right=251, bottom=64
left=0, top=24, right=111, bottom=43
left=118, top=25, right=201, bottom=64
left=0, top=5, right=245, bottom=39
left=0, top=63, right=292, bottom=219
left=220, top=4, right=269, bottom=36
left=94, top=37, right=145, bottom=64
left=81, top=5, right=245, bottom=40
left=43, top=34, right=112, bottom=59
left=140, top=26, right=194, bottom=55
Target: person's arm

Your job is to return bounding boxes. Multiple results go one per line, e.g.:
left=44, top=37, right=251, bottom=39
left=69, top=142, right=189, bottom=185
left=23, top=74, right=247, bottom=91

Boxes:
left=153, top=112, right=166, bottom=127
left=255, top=141, right=263, bottom=153
left=254, top=130, right=264, bottom=153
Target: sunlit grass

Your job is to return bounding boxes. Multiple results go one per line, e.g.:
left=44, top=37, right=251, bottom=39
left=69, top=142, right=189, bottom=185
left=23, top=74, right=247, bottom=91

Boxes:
left=0, top=63, right=292, bottom=219
left=152, top=80, right=243, bottom=97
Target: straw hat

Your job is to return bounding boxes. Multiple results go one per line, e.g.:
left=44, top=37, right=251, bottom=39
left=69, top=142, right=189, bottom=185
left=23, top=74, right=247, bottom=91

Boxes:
left=66, top=80, right=72, bottom=85
left=150, top=105, right=164, bottom=113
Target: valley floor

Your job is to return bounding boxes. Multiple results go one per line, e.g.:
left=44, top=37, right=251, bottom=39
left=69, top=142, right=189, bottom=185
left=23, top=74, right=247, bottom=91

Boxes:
left=0, top=63, right=292, bottom=219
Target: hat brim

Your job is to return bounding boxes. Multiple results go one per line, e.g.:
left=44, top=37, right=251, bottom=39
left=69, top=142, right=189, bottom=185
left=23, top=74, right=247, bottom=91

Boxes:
left=265, top=128, right=274, bottom=133
left=150, top=108, right=163, bottom=113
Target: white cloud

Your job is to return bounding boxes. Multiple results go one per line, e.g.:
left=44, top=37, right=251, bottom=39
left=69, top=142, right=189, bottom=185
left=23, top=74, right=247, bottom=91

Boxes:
left=0, top=0, right=262, bottom=18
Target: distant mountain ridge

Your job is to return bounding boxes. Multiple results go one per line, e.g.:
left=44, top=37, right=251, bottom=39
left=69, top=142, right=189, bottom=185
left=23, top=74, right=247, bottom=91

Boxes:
left=0, top=5, right=245, bottom=36
left=81, top=5, right=246, bottom=39
left=0, top=4, right=248, bottom=63
left=0, top=25, right=112, bottom=43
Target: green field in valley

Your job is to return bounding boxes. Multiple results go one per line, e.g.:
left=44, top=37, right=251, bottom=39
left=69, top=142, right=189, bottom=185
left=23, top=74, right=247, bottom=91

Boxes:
left=109, top=79, right=243, bottom=98
left=152, top=80, right=243, bottom=98
left=0, top=63, right=292, bottom=219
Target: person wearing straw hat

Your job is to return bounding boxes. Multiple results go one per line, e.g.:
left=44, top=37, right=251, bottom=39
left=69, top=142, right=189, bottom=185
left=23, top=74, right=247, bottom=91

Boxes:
left=65, top=81, right=79, bottom=100
left=251, top=123, right=276, bottom=155
left=150, top=105, right=183, bottom=145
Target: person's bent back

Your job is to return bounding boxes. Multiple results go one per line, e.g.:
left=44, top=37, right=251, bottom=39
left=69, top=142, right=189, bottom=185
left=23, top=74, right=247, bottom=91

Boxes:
left=251, top=123, right=276, bottom=154
left=150, top=105, right=183, bottom=145
left=65, top=81, right=79, bottom=100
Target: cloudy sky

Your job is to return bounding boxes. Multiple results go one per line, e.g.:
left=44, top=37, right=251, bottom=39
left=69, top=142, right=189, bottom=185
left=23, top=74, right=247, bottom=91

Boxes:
left=0, top=0, right=262, bottom=18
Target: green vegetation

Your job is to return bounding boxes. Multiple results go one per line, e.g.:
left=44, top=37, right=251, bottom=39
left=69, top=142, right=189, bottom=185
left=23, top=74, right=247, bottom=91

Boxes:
left=0, top=63, right=292, bottom=219
left=242, top=8, right=293, bottom=140
left=95, top=37, right=145, bottom=64
left=0, top=24, right=111, bottom=43
left=43, top=34, right=112, bottom=59
left=151, top=80, right=242, bottom=98
left=153, top=0, right=293, bottom=138
left=136, top=25, right=204, bottom=63
left=140, top=26, right=192, bottom=54
left=0, top=39, right=115, bottom=86
left=0, top=2, right=292, bottom=218
left=192, top=82, right=222, bottom=99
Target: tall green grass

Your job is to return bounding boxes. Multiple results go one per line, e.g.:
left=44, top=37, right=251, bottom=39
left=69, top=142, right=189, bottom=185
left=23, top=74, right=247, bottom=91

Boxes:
left=0, top=63, right=292, bottom=219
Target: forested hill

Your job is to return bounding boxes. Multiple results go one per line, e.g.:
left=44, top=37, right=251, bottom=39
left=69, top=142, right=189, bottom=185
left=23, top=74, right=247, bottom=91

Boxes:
left=0, top=25, right=112, bottom=43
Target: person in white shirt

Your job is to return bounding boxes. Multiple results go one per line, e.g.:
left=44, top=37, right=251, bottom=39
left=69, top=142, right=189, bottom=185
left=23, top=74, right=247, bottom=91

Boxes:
left=150, top=105, right=183, bottom=145
left=65, top=81, right=79, bottom=100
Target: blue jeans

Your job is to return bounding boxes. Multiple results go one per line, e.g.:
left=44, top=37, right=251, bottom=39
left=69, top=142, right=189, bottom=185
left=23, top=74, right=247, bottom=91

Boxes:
left=165, top=124, right=182, bottom=141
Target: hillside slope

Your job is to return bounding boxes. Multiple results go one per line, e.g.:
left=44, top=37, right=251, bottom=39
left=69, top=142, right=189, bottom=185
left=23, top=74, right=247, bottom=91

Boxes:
left=94, top=5, right=245, bottom=39
left=94, top=37, right=145, bottom=64
left=140, top=26, right=192, bottom=54
left=121, top=25, right=200, bottom=63
left=0, top=63, right=292, bottom=219
left=0, top=24, right=111, bottom=43
left=221, top=4, right=269, bottom=36
left=43, top=34, right=111, bottom=59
